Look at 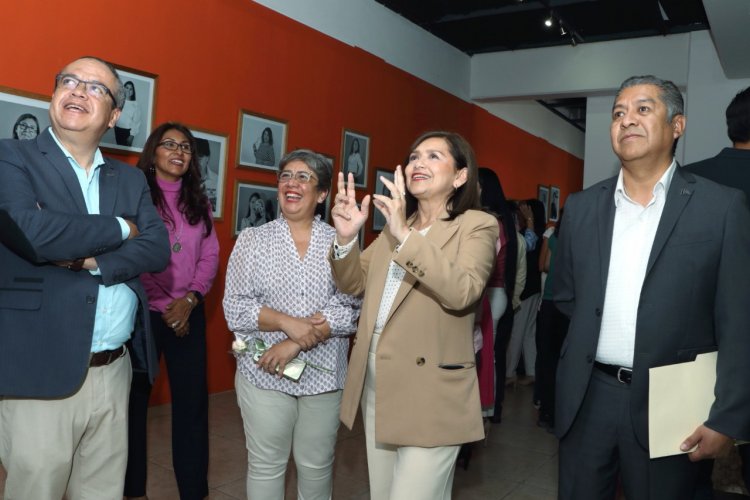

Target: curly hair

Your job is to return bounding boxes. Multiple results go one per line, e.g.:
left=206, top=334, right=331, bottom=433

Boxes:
left=136, top=122, right=213, bottom=236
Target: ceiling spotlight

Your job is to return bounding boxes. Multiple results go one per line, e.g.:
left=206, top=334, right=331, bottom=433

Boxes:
left=544, top=16, right=553, bottom=28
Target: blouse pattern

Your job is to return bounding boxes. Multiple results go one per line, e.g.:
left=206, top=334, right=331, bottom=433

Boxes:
left=223, top=216, right=362, bottom=395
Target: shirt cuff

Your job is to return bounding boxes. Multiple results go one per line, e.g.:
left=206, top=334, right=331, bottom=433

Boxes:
left=115, top=217, right=130, bottom=240
left=333, top=237, right=358, bottom=260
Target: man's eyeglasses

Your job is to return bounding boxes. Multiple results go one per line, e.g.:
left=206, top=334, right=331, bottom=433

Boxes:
left=278, top=170, right=317, bottom=184
left=158, top=140, right=193, bottom=154
left=55, top=74, right=117, bottom=105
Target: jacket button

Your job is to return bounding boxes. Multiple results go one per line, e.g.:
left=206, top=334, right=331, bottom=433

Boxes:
left=419, top=271, right=425, bottom=277
left=586, top=354, right=593, bottom=363
left=595, top=308, right=602, bottom=317
left=406, top=261, right=413, bottom=266
left=86, top=295, right=95, bottom=304
left=416, top=357, right=425, bottom=366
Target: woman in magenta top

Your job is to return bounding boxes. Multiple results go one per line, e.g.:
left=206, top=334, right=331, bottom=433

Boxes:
left=124, top=122, right=219, bottom=500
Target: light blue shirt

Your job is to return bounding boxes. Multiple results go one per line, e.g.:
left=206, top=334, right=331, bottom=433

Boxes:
left=49, top=129, right=138, bottom=352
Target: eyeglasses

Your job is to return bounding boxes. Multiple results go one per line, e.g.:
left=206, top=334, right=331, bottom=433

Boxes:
left=277, top=170, right=317, bottom=184
left=158, top=140, right=193, bottom=154
left=16, top=122, right=37, bottom=132
left=55, top=74, right=117, bottom=104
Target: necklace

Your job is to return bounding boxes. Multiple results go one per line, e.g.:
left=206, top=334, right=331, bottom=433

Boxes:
left=171, top=217, right=184, bottom=253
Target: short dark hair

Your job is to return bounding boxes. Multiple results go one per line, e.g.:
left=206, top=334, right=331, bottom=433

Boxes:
left=278, top=149, right=333, bottom=197
left=403, top=131, right=480, bottom=221
left=726, top=87, right=750, bottom=144
left=195, top=137, right=211, bottom=157
left=616, top=75, right=684, bottom=122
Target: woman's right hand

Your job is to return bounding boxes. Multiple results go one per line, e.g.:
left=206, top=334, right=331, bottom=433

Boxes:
left=331, top=172, right=370, bottom=245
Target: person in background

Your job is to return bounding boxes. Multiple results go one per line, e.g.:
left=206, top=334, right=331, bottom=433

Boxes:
left=12, top=112, right=39, bottom=140
left=330, top=131, right=498, bottom=499
left=125, top=122, right=219, bottom=500
left=224, top=149, right=361, bottom=500
left=0, top=55, right=169, bottom=499
left=114, top=80, right=141, bottom=147
left=195, top=137, right=218, bottom=212
left=346, top=138, right=364, bottom=181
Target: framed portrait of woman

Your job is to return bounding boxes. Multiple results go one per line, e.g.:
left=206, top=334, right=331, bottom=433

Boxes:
left=190, top=128, right=228, bottom=220
left=0, top=86, right=50, bottom=141
left=238, top=111, right=287, bottom=170
left=549, top=185, right=561, bottom=222
left=233, top=182, right=278, bottom=237
left=100, top=66, right=157, bottom=153
left=373, top=168, right=394, bottom=231
left=341, top=129, right=369, bottom=189
left=537, top=184, right=550, bottom=223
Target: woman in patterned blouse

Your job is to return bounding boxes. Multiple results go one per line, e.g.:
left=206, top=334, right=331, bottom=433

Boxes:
left=223, top=149, right=362, bottom=500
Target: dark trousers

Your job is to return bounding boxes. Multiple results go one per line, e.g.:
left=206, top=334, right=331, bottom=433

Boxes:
left=535, top=299, right=569, bottom=420
left=559, top=369, right=708, bottom=500
left=114, top=126, right=133, bottom=146
left=493, top=306, right=515, bottom=419
left=124, top=306, right=209, bottom=500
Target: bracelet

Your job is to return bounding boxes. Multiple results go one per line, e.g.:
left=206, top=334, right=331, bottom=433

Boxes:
left=185, top=295, right=196, bottom=306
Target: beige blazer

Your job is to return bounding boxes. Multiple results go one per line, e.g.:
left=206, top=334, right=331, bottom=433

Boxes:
left=331, top=209, right=498, bottom=447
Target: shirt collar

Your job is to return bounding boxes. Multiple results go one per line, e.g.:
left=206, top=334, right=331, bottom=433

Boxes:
left=614, top=158, right=677, bottom=208
left=48, top=128, right=106, bottom=171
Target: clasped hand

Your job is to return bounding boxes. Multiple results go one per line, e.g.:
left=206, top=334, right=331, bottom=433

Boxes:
left=331, top=167, right=410, bottom=244
left=282, top=313, right=329, bottom=351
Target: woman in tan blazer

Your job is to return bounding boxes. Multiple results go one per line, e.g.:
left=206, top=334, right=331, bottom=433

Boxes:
left=330, top=131, right=498, bottom=500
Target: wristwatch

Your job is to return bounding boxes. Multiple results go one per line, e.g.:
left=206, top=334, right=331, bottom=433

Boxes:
left=189, top=290, right=204, bottom=304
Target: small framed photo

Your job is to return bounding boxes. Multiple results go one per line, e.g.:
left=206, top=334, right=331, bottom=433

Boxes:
left=359, top=217, right=366, bottom=250
left=101, top=67, right=157, bottom=153
left=549, top=185, right=561, bottom=222
left=341, top=129, right=369, bottom=188
left=191, top=128, right=228, bottom=220
left=373, top=168, right=394, bottom=231
left=238, top=111, right=287, bottom=170
left=314, top=154, right=335, bottom=223
left=233, top=182, right=279, bottom=237
left=537, top=184, right=550, bottom=223
left=0, top=87, right=50, bottom=141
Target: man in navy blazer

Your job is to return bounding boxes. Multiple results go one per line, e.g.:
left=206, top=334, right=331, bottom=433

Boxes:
left=0, top=56, right=169, bottom=499
left=553, top=75, right=750, bottom=499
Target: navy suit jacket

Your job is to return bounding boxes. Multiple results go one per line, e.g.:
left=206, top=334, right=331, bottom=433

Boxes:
left=552, top=166, right=750, bottom=448
left=0, top=129, right=170, bottom=398
left=684, top=147, right=750, bottom=203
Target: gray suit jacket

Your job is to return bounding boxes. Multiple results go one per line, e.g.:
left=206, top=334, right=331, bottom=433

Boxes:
left=0, top=129, right=170, bottom=398
left=552, top=166, right=750, bottom=448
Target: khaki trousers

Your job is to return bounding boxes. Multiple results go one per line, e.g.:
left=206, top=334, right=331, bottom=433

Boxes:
left=0, top=351, right=131, bottom=500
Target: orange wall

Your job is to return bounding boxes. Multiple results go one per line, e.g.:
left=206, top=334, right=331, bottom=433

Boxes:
left=0, top=0, right=582, bottom=403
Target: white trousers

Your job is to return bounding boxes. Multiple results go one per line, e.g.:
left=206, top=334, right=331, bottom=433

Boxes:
left=0, top=351, right=131, bottom=500
left=235, top=372, right=341, bottom=500
left=506, top=292, right=541, bottom=377
left=362, top=340, right=459, bottom=500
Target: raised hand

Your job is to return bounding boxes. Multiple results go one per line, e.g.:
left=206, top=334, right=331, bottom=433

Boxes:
left=331, top=172, right=370, bottom=245
left=372, top=165, right=410, bottom=242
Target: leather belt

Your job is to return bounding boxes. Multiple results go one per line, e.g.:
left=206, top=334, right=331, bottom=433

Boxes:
left=89, top=345, right=126, bottom=367
left=594, top=361, right=632, bottom=384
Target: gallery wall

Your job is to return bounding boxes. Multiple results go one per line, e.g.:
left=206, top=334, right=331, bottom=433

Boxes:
left=0, top=0, right=582, bottom=403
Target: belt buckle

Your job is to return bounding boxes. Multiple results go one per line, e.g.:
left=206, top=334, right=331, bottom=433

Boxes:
left=617, top=366, right=632, bottom=384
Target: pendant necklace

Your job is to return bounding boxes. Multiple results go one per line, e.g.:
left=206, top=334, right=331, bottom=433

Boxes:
left=171, top=217, right=184, bottom=253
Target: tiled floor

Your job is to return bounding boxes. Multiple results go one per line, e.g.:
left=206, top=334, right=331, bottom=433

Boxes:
left=0, top=384, right=559, bottom=499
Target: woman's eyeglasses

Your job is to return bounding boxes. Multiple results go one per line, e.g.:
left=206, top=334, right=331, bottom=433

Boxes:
left=277, top=170, right=317, bottom=184
left=158, top=140, right=193, bottom=154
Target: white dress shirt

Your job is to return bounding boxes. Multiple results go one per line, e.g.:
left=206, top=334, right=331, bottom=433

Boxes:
left=596, top=160, right=677, bottom=367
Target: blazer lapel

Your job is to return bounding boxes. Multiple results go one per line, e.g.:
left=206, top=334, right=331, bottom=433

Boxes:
left=597, top=180, right=616, bottom=296
left=383, top=218, right=459, bottom=325
left=37, top=130, right=88, bottom=214
left=645, top=168, right=694, bottom=276
left=98, top=158, right=119, bottom=216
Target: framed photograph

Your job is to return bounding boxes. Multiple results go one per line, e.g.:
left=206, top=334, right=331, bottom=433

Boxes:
left=100, top=67, right=157, bottom=153
left=190, top=128, right=228, bottom=220
left=549, top=185, right=561, bottom=222
left=238, top=111, right=287, bottom=170
left=372, top=168, right=394, bottom=231
left=0, top=87, right=51, bottom=141
left=341, top=129, right=369, bottom=188
left=233, top=182, right=278, bottom=237
left=537, top=184, right=550, bottom=223
left=359, top=217, right=366, bottom=250
left=314, top=153, right=335, bottom=222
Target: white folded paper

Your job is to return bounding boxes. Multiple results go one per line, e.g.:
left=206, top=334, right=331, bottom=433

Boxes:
left=648, top=352, right=717, bottom=459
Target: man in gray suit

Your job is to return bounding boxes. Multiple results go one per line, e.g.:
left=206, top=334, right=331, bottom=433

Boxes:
left=0, top=56, right=169, bottom=499
left=553, top=75, right=750, bottom=499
